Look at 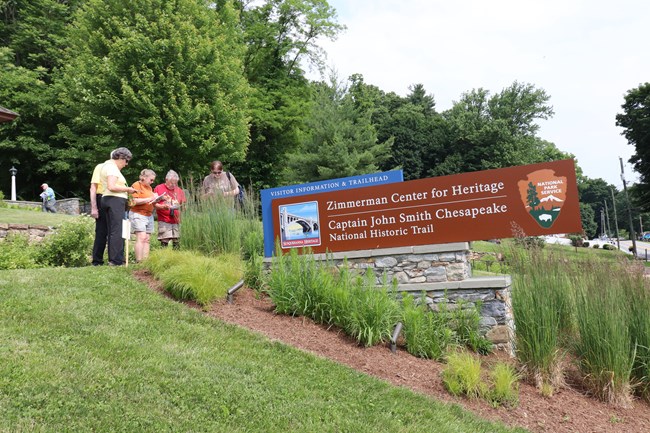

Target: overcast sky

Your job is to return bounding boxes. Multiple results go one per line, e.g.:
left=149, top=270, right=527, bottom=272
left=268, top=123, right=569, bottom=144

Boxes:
left=309, top=0, right=648, bottom=188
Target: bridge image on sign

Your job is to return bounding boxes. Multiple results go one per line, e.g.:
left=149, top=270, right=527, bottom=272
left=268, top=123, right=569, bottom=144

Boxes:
left=279, top=202, right=321, bottom=246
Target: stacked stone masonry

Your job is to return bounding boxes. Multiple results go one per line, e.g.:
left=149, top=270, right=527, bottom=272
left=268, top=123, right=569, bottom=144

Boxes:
left=0, top=223, right=54, bottom=243
left=306, top=242, right=514, bottom=353
left=3, top=198, right=81, bottom=215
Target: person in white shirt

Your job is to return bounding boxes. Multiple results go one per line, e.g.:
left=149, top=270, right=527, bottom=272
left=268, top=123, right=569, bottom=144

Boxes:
left=100, top=147, right=137, bottom=266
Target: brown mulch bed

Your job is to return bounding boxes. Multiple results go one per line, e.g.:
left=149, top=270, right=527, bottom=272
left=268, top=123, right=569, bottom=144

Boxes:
left=133, top=270, right=650, bottom=433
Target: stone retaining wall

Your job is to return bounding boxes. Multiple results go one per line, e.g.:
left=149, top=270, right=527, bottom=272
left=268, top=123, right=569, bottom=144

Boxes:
left=0, top=223, right=54, bottom=242
left=266, top=242, right=514, bottom=352
left=3, top=198, right=82, bottom=215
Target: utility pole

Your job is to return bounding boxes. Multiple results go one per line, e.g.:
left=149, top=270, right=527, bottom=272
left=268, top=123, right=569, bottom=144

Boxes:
left=600, top=209, right=606, bottom=238
left=611, top=188, right=621, bottom=250
left=620, top=157, right=637, bottom=256
left=604, top=200, right=611, bottom=237
left=640, top=216, right=644, bottom=239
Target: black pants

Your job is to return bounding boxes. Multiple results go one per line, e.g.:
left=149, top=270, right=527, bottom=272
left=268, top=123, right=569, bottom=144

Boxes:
left=101, top=195, right=127, bottom=266
left=91, top=194, right=108, bottom=265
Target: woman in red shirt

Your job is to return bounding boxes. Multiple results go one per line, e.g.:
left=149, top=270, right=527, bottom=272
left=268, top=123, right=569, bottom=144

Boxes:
left=154, top=170, right=186, bottom=249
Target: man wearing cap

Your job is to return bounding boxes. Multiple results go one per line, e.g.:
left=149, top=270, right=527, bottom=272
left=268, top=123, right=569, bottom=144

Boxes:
left=39, top=183, right=56, bottom=213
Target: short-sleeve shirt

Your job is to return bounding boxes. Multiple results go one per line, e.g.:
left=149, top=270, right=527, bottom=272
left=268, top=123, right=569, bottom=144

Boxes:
left=90, top=160, right=110, bottom=195
left=100, top=160, right=128, bottom=199
left=129, top=181, right=155, bottom=217
left=202, top=172, right=238, bottom=196
left=154, top=183, right=186, bottom=224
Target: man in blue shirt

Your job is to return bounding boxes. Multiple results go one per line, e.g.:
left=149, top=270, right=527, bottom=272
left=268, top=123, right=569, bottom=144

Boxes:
left=39, top=183, right=57, bottom=213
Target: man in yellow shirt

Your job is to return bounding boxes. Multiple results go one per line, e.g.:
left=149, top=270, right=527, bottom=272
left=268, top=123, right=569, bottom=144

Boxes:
left=89, top=150, right=114, bottom=266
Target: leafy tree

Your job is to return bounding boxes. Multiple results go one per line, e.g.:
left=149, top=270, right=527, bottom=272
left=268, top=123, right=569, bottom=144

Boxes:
left=580, top=202, right=598, bottom=239
left=578, top=177, right=617, bottom=237
left=55, top=0, right=250, bottom=191
left=286, top=77, right=391, bottom=182
left=616, top=83, right=650, bottom=210
left=379, top=85, right=443, bottom=180
left=0, top=0, right=80, bottom=198
left=0, top=0, right=82, bottom=72
left=232, top=0, right=344, bottom=190
left=433, top=82, right=556, bottom=176
left=0, top=47, right=60, bottom=199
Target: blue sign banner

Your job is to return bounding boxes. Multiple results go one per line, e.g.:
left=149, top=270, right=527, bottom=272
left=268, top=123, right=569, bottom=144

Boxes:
left=261, top=170, right=403, bottom=256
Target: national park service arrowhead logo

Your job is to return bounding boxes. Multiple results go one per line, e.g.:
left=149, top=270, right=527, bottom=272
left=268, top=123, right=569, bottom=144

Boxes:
left=517, top=169, right=568, bottom=228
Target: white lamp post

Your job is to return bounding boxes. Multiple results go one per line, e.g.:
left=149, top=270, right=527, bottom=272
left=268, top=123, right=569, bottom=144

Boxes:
left=9, top=166, right=17, bottom=201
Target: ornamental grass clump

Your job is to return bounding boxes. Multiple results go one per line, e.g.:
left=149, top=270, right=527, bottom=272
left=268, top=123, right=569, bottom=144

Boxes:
left=449, top=299, right=493, bottom=355
left=573, top=260, right=635, bottom=406
left=144, top=249, right=243, bottom=307
left=624, top=264, right=650, bottom=400
left=487, top=362, right=520, bottom=408
left=181, top=182, right=262, bottom=259
left=267, top=248, right=400, bottom=347
left=244, top=253, right=266, bottom=294
left=182, top=193, right=242, bottom=255
left=442, top=350, right=487, bottom=399
left=400, top=293, right=455, bottom=360
left=510, top=248, right=567, bottom=392
left=345, top=270, right=400, bottom=347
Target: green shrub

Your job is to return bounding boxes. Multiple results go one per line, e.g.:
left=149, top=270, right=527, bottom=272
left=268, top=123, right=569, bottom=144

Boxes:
left=592, top=243, right=600, bottom=249
left=583, top=241, right=590, bottom=247
left=568, top=235, right=584, bottom=247
left=442, top=351, right=487, bottom=398
left=35, top=216, right=94, bottom=267
left=602, top=243, right=617, bottom=251
left=0, top=233, right=39, bottom=269
left=401, top=294, right=455, bottom=360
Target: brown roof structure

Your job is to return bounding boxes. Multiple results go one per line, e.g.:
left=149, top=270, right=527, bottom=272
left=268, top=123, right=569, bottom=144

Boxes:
left=0, top=106, right=19, bottom=123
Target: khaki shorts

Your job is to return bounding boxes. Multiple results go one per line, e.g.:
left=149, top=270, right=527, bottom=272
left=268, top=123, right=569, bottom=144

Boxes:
left=129, top=212, right=154, bottom=234
left=158, top=221, right=180, bottom=241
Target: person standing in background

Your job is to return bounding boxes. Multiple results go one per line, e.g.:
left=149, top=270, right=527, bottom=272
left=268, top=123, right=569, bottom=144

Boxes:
left=201, top=160, right=239, bottom=205
left=89, top=150, right=114, bottom=266
left=129, top=169, right=161, bottom=262
left=39, top=183, right=57, bottom=213
left=100, top=147, right=137, bottom=266
left=154, top=170, right=186, bottom=249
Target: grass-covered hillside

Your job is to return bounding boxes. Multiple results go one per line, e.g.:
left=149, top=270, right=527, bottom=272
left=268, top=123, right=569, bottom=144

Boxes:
left=0, top=267, right=524, bottom=433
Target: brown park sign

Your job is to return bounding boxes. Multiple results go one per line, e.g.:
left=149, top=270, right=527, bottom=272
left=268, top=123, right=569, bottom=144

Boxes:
left=271, top=159, right=582, bottom=254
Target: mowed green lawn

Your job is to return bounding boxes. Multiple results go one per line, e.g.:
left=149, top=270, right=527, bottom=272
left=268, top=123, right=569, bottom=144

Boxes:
left=0, top=207, right=76, bottom=226
left=0, top=267, right=526, bottom=433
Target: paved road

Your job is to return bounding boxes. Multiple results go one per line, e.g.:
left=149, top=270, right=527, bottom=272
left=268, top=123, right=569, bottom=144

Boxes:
left=618, top=239, right=650, bottom=260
